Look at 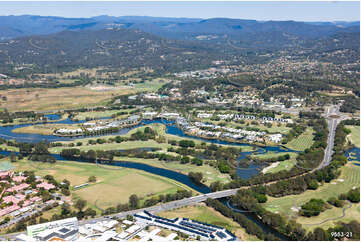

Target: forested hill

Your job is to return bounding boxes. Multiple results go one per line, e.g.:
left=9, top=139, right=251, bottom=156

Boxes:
left=0, top=16, right=359, bottom=74
left=0, top=28, right=226, bottom=73
left=0, top=15, right=359, bottom=42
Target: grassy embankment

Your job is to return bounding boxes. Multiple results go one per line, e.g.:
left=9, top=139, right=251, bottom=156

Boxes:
left=251, top=152, right=299, bottom=174
left=5, top=158, right=194, bottom=213
left=263, top=163, right=360, bottom=232
left=157, top=204, right=259, bottom=241
left=346, top=125, right=360, bottom=148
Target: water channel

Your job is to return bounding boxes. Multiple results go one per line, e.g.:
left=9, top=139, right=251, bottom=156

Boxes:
left=0, top=115, right=298, bottom=180
left=0, top=114, right=297, bottom=238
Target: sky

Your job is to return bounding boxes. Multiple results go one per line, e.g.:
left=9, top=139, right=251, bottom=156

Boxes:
left=0, top=1, right=359, bottom=22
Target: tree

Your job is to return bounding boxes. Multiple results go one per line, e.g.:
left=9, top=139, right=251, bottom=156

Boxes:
left=308, top=180, right=319, bottom=190
left=347, top=188, right=360, bottom=203
left=61, top=189, right=70, bottom=196
left=255, top=194, right=267, bottom=203
left=61, top=203, right=71, bottom=216
left=84, top=208, right=96, bottom=218
left=188, top=172, right=204, bottom=184
left=88, top=176, right=96, bottom=183
left=129, top=194, right=139, bottom=209
left=10, top=152, right=16, bottom=163
left=210, top=181, right=222, bottom=192
left=75, top=199, right=87, bottom=212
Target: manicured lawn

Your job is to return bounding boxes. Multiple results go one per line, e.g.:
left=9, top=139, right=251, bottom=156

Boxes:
left=298, top=203, right=360, bottom=232
left=264, top=163, right=360, bottom=231
left=285, top=127, right=314, bottom=151
left=157, top=204, right=259, bottom=241
left=251, top=151, right=294, bottom=160
left=50, top=140, right=170, bottom=154
left=346, top=125, right=360, bottom=148
left=73, top=171, right=179, bottom=210
left=11, top=158, right=192, bottom=213
left=132, top=78, right=168, bottom=92
left=264, top=153, right=298, bottom=174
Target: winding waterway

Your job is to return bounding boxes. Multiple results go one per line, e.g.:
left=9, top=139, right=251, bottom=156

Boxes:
left=0, top=115, right=298, bottom=180
left=0, top=114, right=296, bottom=238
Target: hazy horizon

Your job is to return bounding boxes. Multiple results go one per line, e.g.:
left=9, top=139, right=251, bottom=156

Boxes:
left=0, top=1, right=359, bottom=22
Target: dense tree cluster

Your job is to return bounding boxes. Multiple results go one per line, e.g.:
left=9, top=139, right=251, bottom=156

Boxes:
left=0, top=110, right=41, bottom=124
left=188, top=172, right=204, bottom=184
left=299, top=199, right=329, bottom=217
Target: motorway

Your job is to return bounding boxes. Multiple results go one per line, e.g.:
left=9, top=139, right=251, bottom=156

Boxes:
left=3, top=105, right=344, bottom=240
left=317, top=104, right=346, bottom=169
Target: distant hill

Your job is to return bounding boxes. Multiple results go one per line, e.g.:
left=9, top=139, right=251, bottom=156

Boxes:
left=0, top=28, right=225, bottom=73
left=0, top=15, right=359, bottom=44
left=0, top=15, right=358, bottom=74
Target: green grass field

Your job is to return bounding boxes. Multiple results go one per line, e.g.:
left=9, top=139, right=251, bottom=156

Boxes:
left=264, top=163, right=360, bottom=231
left=346, top=125, right=360, bottom=148
left=157, top=204, right=259, bottom=241
left=49, top=140, right=170, bottom=154
left=265, top=153, right=298, bottom=174
left=10, top=158, right=192, bottom=213
left=116, top=156, right=231, bottom=186
left=0, top=160, right=14, bottom=171
left=0, top=144, right=18, bottom=152
left=285, top=127, right=314, bottom=151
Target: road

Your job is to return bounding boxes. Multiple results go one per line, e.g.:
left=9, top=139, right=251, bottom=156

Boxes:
left=317, top=104, right=346, bottom=169
left=3, top=105, right=343, bottom=240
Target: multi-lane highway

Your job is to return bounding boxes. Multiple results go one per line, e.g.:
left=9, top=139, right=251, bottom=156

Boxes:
left=317, top=104, right=345, bottom=169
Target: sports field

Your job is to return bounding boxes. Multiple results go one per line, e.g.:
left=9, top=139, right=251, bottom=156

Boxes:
left=264, top=163, right=360, bottom=231
left=346, top=125, right=360, bottom=147
left=285, top=127, right=314, bottom=151
left=157, top=204, right=258, bottom=241
left=11, top=158, right=191, bottom=212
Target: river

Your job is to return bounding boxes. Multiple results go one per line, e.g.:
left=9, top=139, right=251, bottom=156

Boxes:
left=0, top=115, right=298, bottom=180
left=0, top=114, right=295, bottom=238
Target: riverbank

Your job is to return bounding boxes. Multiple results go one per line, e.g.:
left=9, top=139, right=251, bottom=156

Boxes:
left=112, top=156, right=232, bottom=186
left=4, top=157, right=198, bottom=213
